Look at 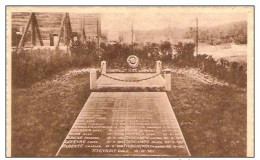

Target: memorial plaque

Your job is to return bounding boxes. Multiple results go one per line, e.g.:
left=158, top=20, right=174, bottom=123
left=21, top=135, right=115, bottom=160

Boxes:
left=56, top=92, right=190, bottom=156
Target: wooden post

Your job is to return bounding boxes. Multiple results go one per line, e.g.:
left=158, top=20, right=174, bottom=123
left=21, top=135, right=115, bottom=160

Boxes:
left=17, top=13, right=33, bottom=52
left=165, top=69, right=171, bottom=91
left=156, top=60, right=162, bottom=74
left=90, top=69, right=97, bottom=90
left=34, top=13, right=44, bottom=46
left=196, top=18, right=198, bottom=57
left=97, top=20, right=100, bottom=50
left=101, top=61, right=106, bottom=74
left=67, top=14, right=72, bottom=37
left=68, top=15, right=72, bottom=33
left=131, top=22, right=134, bottom=45
left=18, top=12, right=43, bottom=52
left=65, top=13, right=72, bottom=46
left=50, top=33, right=54, bottom=46
left=64, top=16, right=68, bottom=46
left=81, top=15, right=86, bottom=43
left=67, top=13, right=72, bottom=46
left=57, top=13, right=71, bottom=47
left=31, top=13, right=36, bottom=46
left=131, top=22, right=134, bottom=54
left=56, top=13, right=67, bottom=48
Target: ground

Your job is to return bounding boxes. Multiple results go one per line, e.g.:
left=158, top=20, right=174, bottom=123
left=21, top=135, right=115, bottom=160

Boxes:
left=169, top=72, right=247, bottom=156
left=11, top=68, right=247, bottom=157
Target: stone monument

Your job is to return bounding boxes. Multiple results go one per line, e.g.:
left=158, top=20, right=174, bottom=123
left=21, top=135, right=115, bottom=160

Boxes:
left=56, top=58, right=190, bottom=157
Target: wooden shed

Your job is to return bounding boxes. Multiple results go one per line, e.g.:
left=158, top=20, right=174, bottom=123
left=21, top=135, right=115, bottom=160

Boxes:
left=11, top=12, right=101, bottom=48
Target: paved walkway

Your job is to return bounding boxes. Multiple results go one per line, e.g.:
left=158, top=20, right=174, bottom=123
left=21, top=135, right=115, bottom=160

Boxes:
left=57, top=92, right=190, bottom=156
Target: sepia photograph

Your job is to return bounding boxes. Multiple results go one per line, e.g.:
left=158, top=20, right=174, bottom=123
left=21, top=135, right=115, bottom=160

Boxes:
left=6, top=6, right=254, bottom=157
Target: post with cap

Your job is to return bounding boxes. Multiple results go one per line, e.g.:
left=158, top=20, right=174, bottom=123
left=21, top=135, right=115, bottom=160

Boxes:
left=101, top=61, right=106, bottom=74
left=165, top=68, right=171, bottom=91
left=156, top=60, right=162, bottom=74
left=90, top=69, right=97, bottom=90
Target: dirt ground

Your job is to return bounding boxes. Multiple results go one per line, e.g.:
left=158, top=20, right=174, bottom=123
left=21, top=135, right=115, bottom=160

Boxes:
left=11, top=68, right=247, bottom=157
left=199, top=44, right=247, bottom=63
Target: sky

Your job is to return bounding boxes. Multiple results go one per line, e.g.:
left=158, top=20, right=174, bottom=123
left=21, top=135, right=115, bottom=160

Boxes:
left=101, top=12, right=247, bottom=32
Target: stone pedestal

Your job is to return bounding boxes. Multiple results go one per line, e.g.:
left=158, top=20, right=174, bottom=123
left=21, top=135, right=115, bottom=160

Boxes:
left=101, top=61, right=106, bottom=74
left=156, top=61, right=162, bottom=74
left=90, top=69, right=97, bottom=90
left=165, top=69, right=171, bottom=91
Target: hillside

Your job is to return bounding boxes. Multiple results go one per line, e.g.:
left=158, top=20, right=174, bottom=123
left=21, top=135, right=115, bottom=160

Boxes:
left=184, top=21, right=247, bottom=45
left=114, top=21, right=247, bottom=45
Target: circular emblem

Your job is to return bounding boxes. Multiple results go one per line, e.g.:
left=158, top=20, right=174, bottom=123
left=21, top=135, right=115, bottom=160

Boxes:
left=127, top=55, right=139, bottom=68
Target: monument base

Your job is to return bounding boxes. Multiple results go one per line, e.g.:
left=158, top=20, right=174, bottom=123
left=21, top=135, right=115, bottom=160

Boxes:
left=96, top=73, right=165, bottom=90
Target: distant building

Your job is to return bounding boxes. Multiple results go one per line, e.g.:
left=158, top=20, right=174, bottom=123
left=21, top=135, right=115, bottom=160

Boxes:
left=11, top=12, right=101, bottom=47
left=70, top=13, right=101, bottom=42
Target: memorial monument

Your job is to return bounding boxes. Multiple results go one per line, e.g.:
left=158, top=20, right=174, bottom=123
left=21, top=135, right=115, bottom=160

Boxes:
left=56, top=57, right=190, bottom=157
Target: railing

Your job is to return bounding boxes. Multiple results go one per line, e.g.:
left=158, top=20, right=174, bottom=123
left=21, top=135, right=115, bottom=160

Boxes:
left=90, top=60, right=171, bottom=91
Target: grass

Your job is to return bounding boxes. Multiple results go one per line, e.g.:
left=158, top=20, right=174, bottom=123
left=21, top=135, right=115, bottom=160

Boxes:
left=11, top=69, right=247, bottom=157
left=11, top=49, right=99, bottom=88
left=168, top=72, right=247, bottom=156
left=11, top=72, right=91, bottom=156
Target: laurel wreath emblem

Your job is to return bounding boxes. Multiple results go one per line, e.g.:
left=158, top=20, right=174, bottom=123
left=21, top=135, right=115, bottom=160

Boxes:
left=127, top=55, right=139, bottom=68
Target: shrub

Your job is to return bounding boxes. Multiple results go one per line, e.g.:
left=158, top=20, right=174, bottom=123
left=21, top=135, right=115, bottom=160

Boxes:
left=12, top=49, right=97, bottom=88
left=12, top=40, right=247, bottom=88
left=173, top=42, right=196, bottom=67
left=196, top=55, right=247, bottom=87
